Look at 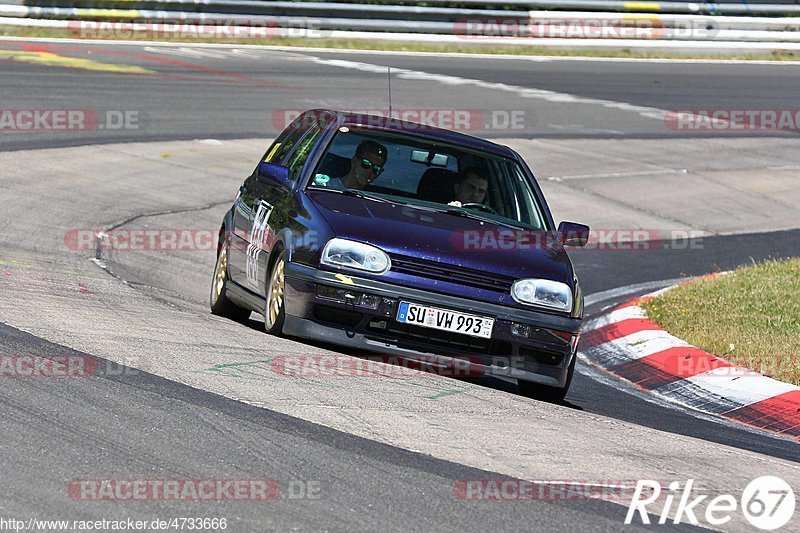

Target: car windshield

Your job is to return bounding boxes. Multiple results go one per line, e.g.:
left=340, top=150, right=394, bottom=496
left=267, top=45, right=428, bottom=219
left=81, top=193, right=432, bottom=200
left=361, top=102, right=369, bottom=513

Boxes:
left=306, top=126, right=548, bottom=230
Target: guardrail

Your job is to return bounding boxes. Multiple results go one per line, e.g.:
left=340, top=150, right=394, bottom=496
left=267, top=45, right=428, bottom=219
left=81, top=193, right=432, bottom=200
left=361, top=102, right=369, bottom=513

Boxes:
left=16, top=0, right=800, bottom=16
left=3, top=0, right=800, bottom=53
left=5, top=3, right=800, bottom=34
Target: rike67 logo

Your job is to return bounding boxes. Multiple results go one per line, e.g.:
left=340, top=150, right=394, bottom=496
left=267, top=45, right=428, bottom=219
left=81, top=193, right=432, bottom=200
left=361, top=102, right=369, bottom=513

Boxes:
left=626, top=477, right=795, bottom=530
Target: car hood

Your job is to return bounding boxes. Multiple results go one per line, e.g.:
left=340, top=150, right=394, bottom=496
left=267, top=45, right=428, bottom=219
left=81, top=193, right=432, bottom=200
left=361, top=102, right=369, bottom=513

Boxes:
left=307, top=190, right=574, bottom=285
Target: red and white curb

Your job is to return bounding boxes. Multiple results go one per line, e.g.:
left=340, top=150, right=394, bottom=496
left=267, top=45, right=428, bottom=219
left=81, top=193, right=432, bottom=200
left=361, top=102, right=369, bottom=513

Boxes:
left=579, top=285, right=800, bottom=440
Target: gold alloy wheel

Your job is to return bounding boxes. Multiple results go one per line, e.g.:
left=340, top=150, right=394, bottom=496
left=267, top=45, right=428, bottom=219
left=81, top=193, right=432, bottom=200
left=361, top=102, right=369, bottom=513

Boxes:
left=266, top=256, right=285, bottom=329
left=212, top=246, right=227, bottom=306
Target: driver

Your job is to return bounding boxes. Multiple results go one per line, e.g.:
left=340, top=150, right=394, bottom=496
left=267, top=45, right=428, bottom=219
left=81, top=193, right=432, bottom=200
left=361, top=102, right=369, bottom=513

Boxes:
left=451, top=167, right=488, bottom=205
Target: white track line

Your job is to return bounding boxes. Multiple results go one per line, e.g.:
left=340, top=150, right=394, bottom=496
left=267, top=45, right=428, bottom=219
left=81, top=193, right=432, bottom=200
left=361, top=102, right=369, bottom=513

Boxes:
left=309, top=57, right=670, bottom=122
left=583, top=277, right=691, bottom=309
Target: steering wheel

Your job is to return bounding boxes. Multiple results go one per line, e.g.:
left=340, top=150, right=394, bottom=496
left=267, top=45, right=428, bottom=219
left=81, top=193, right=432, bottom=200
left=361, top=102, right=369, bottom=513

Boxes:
left=461, top=202, right=497, bottom=215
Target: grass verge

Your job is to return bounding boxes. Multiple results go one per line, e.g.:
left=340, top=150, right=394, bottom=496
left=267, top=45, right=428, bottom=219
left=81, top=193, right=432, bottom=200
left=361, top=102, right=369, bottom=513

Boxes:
left=641, top=258, right=800, bottom=385
left=3, top=26, right=800, bottom=61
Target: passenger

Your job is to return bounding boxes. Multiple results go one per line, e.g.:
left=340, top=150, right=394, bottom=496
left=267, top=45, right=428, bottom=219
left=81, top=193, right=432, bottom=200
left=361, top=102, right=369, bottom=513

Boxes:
left=325, top=140, right=388, bottom=190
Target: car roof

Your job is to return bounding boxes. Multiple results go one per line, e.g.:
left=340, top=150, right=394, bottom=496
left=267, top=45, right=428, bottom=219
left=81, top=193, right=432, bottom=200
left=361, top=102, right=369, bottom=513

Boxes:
left=314, top=110, right=518, bottom=159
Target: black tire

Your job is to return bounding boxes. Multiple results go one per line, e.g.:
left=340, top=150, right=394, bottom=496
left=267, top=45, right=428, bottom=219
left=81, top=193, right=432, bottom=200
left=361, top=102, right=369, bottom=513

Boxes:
left=210, top=237, right=251, bottom=322
left=263, top=249, right=286, bottom=336
left=518, top=351, right=576, bottom=403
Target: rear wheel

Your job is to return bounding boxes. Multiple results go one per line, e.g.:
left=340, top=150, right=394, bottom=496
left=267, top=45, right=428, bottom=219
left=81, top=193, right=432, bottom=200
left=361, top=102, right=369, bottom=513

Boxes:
left=518, top=352, right=576, bottom=403
left=264, top=250, right=286, bottom=335
left=210, top=238, right=251, bottom=322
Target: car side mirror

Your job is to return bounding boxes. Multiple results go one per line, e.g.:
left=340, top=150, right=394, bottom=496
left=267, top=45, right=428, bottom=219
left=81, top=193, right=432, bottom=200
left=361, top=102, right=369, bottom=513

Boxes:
left=256, top=162, right=291, bottom=189
left=558, top=221, right=590, bottom=247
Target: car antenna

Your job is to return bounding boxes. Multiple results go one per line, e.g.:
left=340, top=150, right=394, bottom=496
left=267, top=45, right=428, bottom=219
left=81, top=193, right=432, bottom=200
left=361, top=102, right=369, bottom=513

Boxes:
left=387, top=67, right=393, bottom=118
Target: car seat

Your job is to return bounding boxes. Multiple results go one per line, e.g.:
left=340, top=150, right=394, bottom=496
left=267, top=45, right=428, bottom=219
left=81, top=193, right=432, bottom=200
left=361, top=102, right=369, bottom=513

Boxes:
left=416, top=168, right=459, bottom=204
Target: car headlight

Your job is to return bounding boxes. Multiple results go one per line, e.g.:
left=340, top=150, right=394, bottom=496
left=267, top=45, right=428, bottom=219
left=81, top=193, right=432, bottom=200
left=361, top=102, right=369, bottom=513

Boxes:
left=511, top=279, right=572, bottom=312
left=321, top=238, right=391, bottom=274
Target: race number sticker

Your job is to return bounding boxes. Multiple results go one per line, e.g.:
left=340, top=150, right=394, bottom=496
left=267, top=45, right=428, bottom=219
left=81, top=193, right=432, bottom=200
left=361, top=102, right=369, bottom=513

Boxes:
left=246, top=200, right=273, bottom=287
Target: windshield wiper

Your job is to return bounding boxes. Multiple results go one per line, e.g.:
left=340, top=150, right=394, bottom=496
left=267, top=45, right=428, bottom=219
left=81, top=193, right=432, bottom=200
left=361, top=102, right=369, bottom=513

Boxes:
left=315, top=188, right=390, bottom=203
left=438, top=207, right=520, bottom=229
left=342, top=189, right=392, bottom=203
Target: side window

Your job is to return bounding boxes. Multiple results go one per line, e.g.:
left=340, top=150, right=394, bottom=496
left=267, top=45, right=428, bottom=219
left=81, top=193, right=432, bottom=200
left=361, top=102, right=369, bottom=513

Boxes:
left=285, top=124, right=326, bottom=184
left=262, top=116, right=311, bottom=165
left=510, top=164, right=545, bottom=229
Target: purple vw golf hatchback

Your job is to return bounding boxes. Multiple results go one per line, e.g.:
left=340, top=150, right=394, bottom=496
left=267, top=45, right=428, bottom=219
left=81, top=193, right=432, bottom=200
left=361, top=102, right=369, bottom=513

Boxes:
left=211, top=110, right=589, bottom=402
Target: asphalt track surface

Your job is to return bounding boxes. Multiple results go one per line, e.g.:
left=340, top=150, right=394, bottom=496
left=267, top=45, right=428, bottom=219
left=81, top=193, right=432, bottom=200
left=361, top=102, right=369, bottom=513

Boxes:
left=1, top=40, right=800, bottom=151
left=3, top=323, right=687, bottom=532
left=1, top=39, right=799, bottom=531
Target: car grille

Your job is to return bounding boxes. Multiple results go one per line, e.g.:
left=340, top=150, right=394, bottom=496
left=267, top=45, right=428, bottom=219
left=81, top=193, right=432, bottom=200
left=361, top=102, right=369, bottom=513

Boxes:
left=389, top=255, right=515, bottom=293
left=386, top=321, right=490, bottom=352
left=367, top=320, right=512, bottom=357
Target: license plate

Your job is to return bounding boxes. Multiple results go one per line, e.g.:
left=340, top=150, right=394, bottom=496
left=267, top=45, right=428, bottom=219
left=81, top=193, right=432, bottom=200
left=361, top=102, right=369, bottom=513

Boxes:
left=396, top=301, right=494, bottom=339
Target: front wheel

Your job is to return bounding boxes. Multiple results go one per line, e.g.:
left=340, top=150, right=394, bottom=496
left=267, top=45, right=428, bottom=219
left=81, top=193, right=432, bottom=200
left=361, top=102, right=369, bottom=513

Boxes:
left=264, top=250, right=286, bottom=335
left=518, top=352, right=576, bottom=403
left=210, top=240, right=251, bottom=322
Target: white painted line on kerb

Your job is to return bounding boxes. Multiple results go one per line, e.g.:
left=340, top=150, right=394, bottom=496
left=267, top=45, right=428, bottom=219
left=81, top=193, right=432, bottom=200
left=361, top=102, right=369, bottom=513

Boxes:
left=584, top=305, right=647, bottom=331
left=594, top=330, right=691, bottom=361
left=676, top=368, right=800, bottom=409
left=308, top=57, right=670, bottom=122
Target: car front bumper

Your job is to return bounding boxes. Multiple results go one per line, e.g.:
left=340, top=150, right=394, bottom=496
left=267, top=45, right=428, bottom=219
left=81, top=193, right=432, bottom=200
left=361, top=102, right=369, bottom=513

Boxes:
left=283, top=262, right=582, bottom=388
